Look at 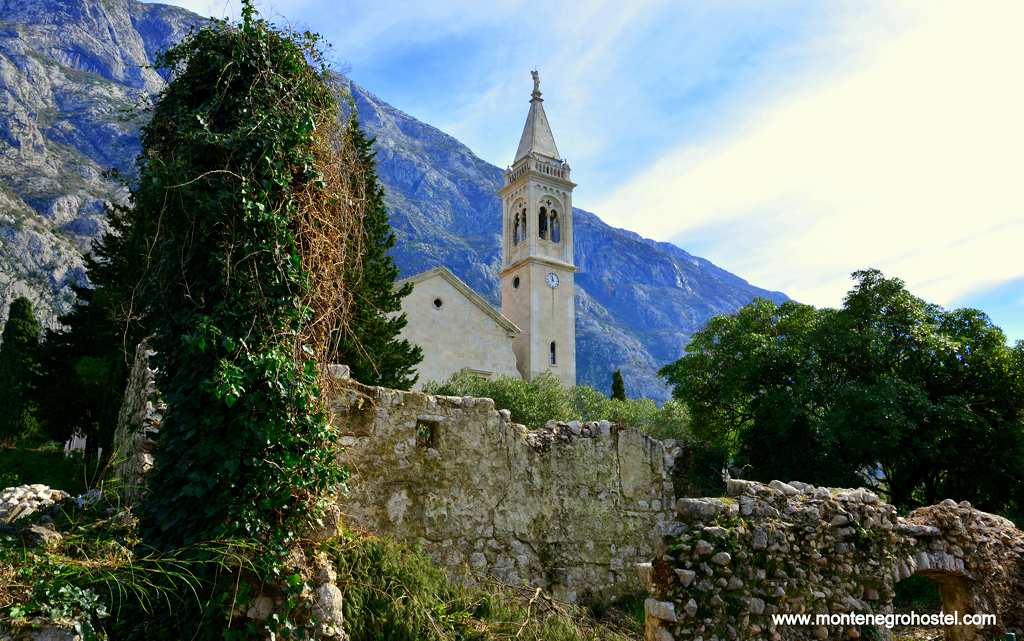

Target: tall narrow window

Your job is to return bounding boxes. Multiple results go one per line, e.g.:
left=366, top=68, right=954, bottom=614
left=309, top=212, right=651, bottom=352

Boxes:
left=512, top=215, right=521, bottom=244
left=538, top=207, right=548, bottom=240
left=550, top=211, right=560, bottom=243
left=549, top=341, right=557, bottom=365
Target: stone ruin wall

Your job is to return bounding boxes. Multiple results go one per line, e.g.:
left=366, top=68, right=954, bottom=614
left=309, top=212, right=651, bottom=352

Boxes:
left=109, top=342, right=164, bottom=505
left=332, top=376, right=680, bottom=603
left=109, top=346, right=1024, bottom=638
left=642, top=478, right=1024, bottom=641
left=110, top=348, right=681, bottom=603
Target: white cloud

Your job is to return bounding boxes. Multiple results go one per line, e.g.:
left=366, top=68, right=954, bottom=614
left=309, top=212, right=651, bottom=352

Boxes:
left=595, top=1, right=1024, bottom=308
left=152, top=0, right=313, bottom=21
left=153, top=0, right=240, bottom=18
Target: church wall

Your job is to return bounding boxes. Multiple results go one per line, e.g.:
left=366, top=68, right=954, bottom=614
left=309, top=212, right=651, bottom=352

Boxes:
left=332, top=377, right=680, bottom=603
left=398, top=274, right=520, bottom=388
left=500, top=262, right=533, bottom=379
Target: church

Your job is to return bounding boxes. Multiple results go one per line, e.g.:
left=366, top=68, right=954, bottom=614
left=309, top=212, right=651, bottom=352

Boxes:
left=398, top=71, right=577, bottom=389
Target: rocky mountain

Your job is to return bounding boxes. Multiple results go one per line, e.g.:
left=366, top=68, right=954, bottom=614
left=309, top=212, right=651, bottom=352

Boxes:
left=0, top=0, right=786, bottom=400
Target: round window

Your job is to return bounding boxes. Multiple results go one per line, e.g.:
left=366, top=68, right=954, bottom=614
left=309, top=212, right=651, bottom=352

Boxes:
left=433, top=298, right=443, bottom=308
left=513, top=276, right=521, bottom=289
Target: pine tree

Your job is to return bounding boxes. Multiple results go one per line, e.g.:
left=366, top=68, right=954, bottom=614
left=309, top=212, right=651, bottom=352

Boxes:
left=37, top=201, right=151, bottom=463
left=332, top=112, right=422, bottom=389
left=0, top=297, right=42, bottom=442
left=611, top=369, right=626, bottom=401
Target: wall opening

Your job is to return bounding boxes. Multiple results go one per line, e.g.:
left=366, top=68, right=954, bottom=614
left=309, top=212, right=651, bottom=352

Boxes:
left=896, top=570, right=975, bottom=641
left=538, top=207, right=548, bottom=239
left=549, top=341, right=557, bottom=365
left=415, top=418, right=440, bottom=449
left=550, top=211, right=560, bottom=243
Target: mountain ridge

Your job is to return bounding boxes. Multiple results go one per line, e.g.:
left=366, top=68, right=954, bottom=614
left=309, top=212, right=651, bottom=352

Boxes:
left=0, top=0, right=787, bottom=400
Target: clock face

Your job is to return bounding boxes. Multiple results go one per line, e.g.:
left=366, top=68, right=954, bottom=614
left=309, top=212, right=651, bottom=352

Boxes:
left=546, top=272, right=560, bottom=289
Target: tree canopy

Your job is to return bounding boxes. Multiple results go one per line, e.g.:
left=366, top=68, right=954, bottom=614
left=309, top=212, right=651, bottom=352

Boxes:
left=660, top=269, right=1024, bottom=514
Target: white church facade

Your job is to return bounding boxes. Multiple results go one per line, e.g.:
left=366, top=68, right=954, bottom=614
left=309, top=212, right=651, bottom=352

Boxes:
left=398, top=71, right=577, bottom=388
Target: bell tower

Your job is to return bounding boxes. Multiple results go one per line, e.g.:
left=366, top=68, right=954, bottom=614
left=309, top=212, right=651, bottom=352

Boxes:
left=499, top=70, right=576, bottom=387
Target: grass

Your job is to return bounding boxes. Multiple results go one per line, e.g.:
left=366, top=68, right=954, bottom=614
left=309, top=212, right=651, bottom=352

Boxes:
left=0, top=442, right=90, bottom=495
left=0, top=495, right=641, bottom=641
left=324, top=532, right=640, bottom=641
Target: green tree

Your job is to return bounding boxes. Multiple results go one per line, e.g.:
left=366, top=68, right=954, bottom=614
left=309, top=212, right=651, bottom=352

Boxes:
left=660, top=269, right=1024, bottom=513
left=610, top=369, right=626, bottom=401
left=0, top=297, right=42, bottom=442
left=331, top=112, right=422, bottom=389
left=36, top=202, right=150, bottom=467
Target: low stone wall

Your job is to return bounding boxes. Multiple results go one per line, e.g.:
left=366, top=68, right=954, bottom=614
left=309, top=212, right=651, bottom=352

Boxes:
left=642, top=478, right=1024, bottom=641
left=330, top=377, right=679, bottom=603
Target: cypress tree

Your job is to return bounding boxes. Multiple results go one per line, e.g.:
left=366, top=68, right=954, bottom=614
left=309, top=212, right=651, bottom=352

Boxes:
left=611, top=369, right=626, bottom=401
left=0, top=297, right=42, bottom=442
left=332, top=112, right=422, bottom=389
left=37, top=201, right=149, bottom=463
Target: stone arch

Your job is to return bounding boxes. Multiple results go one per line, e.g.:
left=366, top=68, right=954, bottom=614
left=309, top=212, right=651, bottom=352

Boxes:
left=895, top=558, right=974, bottom=641
left=511, top=199, right=526, bottom=244
left=538, top=195, right=564, bottom=244
left=549, top=210, right=560, bottom=243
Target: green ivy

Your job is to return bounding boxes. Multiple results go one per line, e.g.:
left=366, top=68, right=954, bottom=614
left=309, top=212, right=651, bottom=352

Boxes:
left=57, top=2, right=359, bottom=636
left=133, top=0, right=345, bottom=549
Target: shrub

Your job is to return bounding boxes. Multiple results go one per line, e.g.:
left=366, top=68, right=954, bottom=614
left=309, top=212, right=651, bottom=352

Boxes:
left=425, top=371, right=692, bottom=442
left=426, top=371, right=575, bottom=429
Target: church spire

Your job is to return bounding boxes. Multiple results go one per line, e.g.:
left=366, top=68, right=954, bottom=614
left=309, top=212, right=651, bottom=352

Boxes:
left=514, top=70, right=560, bottom=162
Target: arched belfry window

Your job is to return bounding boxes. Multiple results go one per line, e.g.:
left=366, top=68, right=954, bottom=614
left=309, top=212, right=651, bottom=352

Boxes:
left=549, top=341, right=557, bottom=365
left=512, top=207, right=527, bottom=244
left=549, top=210, right=560, bottom=243
left=538, top=207, right=548, bottom=240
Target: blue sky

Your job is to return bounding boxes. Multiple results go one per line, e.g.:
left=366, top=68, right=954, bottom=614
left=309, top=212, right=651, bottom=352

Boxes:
left=154, top=0, right=1023, bottom=342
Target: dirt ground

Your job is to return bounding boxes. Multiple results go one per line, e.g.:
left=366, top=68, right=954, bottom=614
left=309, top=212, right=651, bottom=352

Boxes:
left=893, top=626, right=943, bottom=641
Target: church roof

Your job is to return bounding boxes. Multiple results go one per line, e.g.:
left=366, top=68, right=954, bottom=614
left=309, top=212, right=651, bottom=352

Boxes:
left=397, top=267, right=521, bottom=336
left=514, top=71, right=560, bottom=162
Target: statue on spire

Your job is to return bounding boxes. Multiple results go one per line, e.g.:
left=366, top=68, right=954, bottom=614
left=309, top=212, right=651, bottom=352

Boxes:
left=531, top=70, right=541, bottom=97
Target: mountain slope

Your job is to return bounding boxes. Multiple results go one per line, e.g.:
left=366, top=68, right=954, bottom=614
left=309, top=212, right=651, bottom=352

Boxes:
left=0, top=0, right=787, bottom=400
left=346, top=80, right=786, bottom=398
